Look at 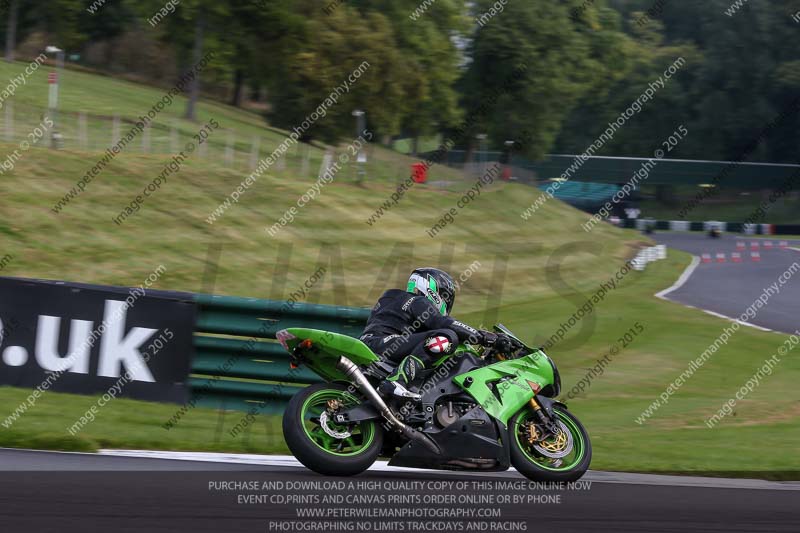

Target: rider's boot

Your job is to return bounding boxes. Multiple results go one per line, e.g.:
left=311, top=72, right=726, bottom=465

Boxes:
left=378, top=355, right=424, bottom=401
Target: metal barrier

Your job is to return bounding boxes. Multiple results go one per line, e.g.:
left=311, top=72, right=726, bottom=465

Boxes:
left=190, top=293, right=370, bottom=413
left=621, top=219, right=799, bottom=235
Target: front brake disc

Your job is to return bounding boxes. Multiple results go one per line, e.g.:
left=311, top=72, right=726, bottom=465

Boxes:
left=533, top=419, right=574, bottom=459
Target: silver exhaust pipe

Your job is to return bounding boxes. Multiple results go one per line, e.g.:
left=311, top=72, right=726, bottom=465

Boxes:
left=336, top=356, right=439, bottom=455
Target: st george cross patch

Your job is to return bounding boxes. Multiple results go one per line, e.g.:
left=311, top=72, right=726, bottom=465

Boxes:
left=425, top=335, right=452, bottom=354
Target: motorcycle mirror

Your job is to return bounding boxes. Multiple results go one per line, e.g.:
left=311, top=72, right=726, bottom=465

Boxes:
left=493, top=323, right=531, bottom=351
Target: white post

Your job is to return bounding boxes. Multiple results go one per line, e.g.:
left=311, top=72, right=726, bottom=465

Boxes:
left=318, top=150, right=333, bottom=178
left=45, top=48, right=65, bottom=148
left=47, top=73, right=58, bottom=113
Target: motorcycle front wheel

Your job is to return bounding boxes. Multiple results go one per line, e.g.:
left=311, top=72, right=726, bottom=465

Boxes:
left=508, top=406, right=591, bottom=482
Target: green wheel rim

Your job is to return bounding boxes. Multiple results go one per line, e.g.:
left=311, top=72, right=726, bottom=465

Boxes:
left=513, top=408, right=586, bottom=472
left=300, top=389, right=375, bottom=457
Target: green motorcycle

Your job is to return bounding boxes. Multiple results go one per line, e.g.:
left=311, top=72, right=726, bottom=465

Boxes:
left=277, top=325, right=591, bottom=481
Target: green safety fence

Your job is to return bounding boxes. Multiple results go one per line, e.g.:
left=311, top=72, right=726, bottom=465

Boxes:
left=190, top=293, right=371, bottom=414
left=428, top=150, right=800, bottom=188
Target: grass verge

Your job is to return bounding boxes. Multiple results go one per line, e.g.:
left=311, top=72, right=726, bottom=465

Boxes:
left=0, top=73, right=797, bottom=476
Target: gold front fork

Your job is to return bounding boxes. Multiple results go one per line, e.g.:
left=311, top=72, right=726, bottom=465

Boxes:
left=526, top=396, right=542, bottom=444
left=529, top=396, right=541, bottom=412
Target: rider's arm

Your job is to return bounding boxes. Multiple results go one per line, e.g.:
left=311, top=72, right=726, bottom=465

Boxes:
left=408, top=296, right=486, bottom=344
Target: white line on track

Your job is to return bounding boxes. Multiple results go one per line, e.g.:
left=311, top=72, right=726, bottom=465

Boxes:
left=655, top=255, right=700, bottom=300
left=700, top=309, right=774, bottom=332
left=653, top=254, right=780, bottom=333
left=94, top=449, right=800, bottom=491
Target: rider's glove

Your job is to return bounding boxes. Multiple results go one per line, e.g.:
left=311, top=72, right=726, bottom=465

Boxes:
left=478, top=330, right=498, bottom=347
left=479, top=330, right=511, bottom=350
left=482, top=331, right=521, bottom=353
left=493, top=334, right=514, bottom=353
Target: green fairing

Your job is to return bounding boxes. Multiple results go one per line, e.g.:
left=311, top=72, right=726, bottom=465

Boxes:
left=279, top=327, right=379, bottom=382
left=452, top=349, right=555, bottom=425
left=280, top=326, right=588, bottom=481
left=280, top=328, right=555, bottom=426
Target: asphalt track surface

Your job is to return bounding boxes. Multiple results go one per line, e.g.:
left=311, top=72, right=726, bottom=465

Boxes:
left=1, top=449, right=799, bottom=533
left=652, top=233, right=800, bottom=334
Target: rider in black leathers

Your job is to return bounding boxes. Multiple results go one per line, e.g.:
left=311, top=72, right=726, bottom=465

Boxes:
left=360, top=267, right=511, bottom=398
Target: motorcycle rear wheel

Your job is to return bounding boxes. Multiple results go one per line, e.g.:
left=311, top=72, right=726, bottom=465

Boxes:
left=283, top=382, right=383, bottom=476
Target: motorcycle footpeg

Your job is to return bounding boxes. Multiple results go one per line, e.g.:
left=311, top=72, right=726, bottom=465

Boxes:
left=379, top=381, right=422, bottom=401
left=397, top=389, right=422, bottom=401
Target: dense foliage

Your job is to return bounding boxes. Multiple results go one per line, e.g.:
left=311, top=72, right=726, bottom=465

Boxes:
left=3, top=0, right=799, bottom=161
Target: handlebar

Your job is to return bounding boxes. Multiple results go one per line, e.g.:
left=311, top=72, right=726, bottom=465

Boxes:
left=480, top=342, right=525, bottom=361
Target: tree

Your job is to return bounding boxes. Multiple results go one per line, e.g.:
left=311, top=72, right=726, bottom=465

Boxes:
left=554, top=9, right=699, bottom=160
left=556, top=0, right=800, bottom=163
left=354, top=0, right=469, bottom=148
left=184, top=7, right=205, bottom=120
left=4, top=0, right=18, bottom=62
left=222, top=0, right=298, bottom=108
left=266, top=3, right=416, bottom=143
left=460, top=0, right=634, bottom=159
left=35, top=0, right=88, bottom=52
left=142, top=0, right=228, bottom=121
left=671, top=0, right=800, bottom=163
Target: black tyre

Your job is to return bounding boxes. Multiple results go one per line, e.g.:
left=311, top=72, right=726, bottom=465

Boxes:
left=282, top=382, right=383, bottom=476
left=509, top=406, right=592, bottom=482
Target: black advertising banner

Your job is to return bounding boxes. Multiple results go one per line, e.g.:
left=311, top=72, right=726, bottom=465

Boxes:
left=0, top=276, right=196, bottom=403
